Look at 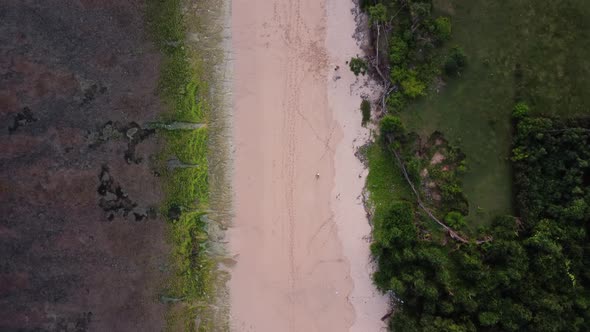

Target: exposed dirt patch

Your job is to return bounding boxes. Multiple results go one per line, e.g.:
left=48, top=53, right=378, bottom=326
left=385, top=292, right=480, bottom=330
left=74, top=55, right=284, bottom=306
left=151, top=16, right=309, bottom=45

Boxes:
left=430, top=151, right=446, bottom=165
left=0, top=1, right=170, bottom=331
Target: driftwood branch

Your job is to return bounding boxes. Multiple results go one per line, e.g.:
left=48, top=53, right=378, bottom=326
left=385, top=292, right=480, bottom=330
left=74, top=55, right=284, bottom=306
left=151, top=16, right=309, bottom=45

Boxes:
left=147, top=122, right=206, bottom=131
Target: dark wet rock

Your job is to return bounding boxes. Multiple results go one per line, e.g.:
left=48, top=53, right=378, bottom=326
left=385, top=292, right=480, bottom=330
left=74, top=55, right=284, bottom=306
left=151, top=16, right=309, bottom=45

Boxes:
left=88, top=121, right=155, bottom=164
left=8, top=107, right=37, bottom=133
left=132, top=207, right=148, bottom=221
left=167, top=205, right=182, bottom=221
left=126, top=127, right=138, bottom=139
left=97, top=166, right=137, bottom=219
left=80, top=83, right=107, bottom=106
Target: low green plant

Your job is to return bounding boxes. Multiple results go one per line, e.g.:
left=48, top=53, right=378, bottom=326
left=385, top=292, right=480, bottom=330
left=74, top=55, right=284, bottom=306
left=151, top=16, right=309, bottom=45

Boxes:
left=512, top=102, right=530, bottom=119
left=361, top=99, right=371, bottom=126
left=349, top=57, right=368, bottom=76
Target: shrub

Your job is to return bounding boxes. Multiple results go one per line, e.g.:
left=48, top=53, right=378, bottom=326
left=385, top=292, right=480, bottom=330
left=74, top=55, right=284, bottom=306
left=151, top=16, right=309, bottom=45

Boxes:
left=389, top=37, right=409, bottom=65
left=380, top=115, right=405, bottom=142
left=444, top=211, right=467, bottom=229
left=444, top=46, right=467, bottom=76
left=386, top=92, right=406, bottom=112
left=401, top=71, right=426, bottom=98
left=390, top=66, right=407, bottom=83
left=434, top=17, right=452, bottom=41
left=512, top=102, right=530, bottom=119
left=349, top=57, right=368, bottom=76
left=360, top=99, right=371, bottom=126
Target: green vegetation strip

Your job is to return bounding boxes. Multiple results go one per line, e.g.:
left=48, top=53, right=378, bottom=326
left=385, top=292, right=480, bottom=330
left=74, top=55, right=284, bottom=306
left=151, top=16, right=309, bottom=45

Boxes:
left=146, top=0, right=219, bottom=330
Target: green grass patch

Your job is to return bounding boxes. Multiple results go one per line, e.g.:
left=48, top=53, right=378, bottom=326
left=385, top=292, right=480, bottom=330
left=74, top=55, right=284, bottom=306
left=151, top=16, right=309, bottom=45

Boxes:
left=146, top=0, right=220, bottom=330
left=402, top=0, right=590, bottom=225
left=366, top=141, right=414, bottom=231
left=164, top=211, right=216, bottom=330
left=163, top=128, right=209, bottom=210
left=147, top=0, right=208, bottom=124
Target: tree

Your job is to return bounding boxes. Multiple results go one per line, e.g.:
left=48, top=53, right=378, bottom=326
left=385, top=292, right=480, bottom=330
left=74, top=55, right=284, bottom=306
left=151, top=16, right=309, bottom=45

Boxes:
left=380, top=115, right=405, bottom=142
left=368, top=3, right=387, bottom=26
left=444, top=47, right=467, bottom=76
left=479, top=311, right=501, bottom=326
left=409, top=2, right=431, bottom=25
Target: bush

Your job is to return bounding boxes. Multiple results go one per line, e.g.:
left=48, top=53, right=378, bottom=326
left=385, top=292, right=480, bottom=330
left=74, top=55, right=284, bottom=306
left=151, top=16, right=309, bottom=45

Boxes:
left=390, top=66, right=407, bottom=83
left=434, top=17, right=452, bottom=41
left=401, top=71, right=426, bottom=98
left=512, top=102, right=530, bottom=119
left=380, top=115, right=405, bottom=141
left=349, top=57, right=368, bottom=76
left=360, top=99, right=371, bottom=126
left=386, top=92, right=406, bottom=113
left=444, top=211, right=467, bottom=229
left=444, top=46, right=467, bottom=76
left=389, top=37, right=409, bottom=65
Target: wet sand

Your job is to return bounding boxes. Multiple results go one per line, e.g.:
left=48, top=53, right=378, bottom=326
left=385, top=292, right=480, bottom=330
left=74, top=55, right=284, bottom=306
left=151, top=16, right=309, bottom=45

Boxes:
left=230, top=0, right=386, bottom=330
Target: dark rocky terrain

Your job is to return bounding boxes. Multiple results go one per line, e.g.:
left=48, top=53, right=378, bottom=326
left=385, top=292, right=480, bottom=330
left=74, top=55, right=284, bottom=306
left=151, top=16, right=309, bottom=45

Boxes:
left=0, top=1, right=170, bottom=330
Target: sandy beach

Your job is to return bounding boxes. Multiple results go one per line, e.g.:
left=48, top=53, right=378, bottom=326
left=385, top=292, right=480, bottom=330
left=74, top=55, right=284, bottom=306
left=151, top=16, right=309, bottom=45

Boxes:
left=230, top=0, right=386, bottom=330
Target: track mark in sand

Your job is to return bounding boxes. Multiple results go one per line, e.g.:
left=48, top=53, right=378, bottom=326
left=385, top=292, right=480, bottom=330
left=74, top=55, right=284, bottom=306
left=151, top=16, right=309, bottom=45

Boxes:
left=307, top=215, right=335, bottom=253
left=318, top=124, right=337, bottom=161
left=277, top=0, right=333, bottom=329
left=280, top=0, right=304, bottom=330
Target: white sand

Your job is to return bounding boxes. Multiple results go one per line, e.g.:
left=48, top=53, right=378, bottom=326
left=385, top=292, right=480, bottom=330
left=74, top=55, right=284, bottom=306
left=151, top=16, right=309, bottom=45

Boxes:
left=229, top=0, right=387, bottom=330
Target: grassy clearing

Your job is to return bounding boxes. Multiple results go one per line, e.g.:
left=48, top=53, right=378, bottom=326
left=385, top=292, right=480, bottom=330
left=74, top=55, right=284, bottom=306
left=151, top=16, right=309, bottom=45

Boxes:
left=146, top=0, right=229, bottom=330
left=401, top=0, right=590, bottom=225
left=366, top=141, right=414, bottom=229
